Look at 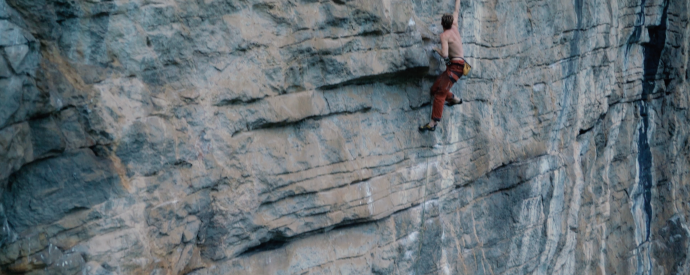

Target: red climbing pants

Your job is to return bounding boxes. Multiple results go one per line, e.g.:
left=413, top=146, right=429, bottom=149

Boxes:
left=430, top=60, right=464, bottom=121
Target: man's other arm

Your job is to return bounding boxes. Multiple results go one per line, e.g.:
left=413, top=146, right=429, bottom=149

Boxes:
left=441, top=36, right=449, bottom=58
left=432, top=36, right=450, bottom=58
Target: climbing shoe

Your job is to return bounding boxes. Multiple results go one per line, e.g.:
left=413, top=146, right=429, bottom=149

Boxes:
left=446, top=95, right=462, bottom=106
left=419, top=123, right=436, bottom=132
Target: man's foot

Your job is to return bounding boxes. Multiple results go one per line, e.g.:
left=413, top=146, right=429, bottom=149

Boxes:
left=446, top=96, right=462, bottom=106
left=419, top=123, right=436, bottom=132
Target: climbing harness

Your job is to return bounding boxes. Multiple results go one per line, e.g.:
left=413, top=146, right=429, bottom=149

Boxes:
left=434, top=50, right=472, bottom=76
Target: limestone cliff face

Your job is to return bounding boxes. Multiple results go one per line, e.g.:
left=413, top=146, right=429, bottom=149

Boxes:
left=0, top=0, right=689, bottom=274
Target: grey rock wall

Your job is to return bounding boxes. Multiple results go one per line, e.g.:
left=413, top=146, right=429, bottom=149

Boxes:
left=0, top=0, right=689, bottom=274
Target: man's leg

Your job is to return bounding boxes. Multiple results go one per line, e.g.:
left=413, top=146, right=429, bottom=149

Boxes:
left=421, top=70, right=453, bottom=131
left=432, top=91, right=448, bottom=122
left=445, top=65, right=464, bottom=106
left=445, top=90, right=462, bottom=106
left=420, top=90, right=446, bottom=131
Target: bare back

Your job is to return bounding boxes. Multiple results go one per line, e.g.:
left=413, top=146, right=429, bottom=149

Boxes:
left=441, top=26, right=464, bottom=59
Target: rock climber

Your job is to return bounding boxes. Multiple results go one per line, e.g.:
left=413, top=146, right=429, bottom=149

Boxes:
left=419, top=0, right=465, bottom=132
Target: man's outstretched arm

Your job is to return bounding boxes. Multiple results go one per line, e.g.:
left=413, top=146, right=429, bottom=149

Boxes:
left=452, top=0, right=461, bottom=28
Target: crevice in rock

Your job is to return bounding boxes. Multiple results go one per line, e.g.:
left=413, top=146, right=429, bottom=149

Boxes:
left=318, top=66, right=430, bottom=91
left=63, top=206, right=90, bottom=215
left=247, top=117, right=312, bottom=132
left=578, top=113, right=607, bottom=137
left=236, top=213, right=393, bottom=259
left=637, top=0, right=669, bottom=243
left=246, top=107, right=375, bottom=133
left=260, top=175, right=377, bottom=205
left=578, top=125, right=595, bottom=136
left=238, top=234, right=289, bottom=257
left=258, top=191, right=318, bottom=207
left=214, top=97, right=264, bottom=107
left=173, top=159, right=193, bottom=169
left=329, top=218, right=379, bottom=232
left=480, top=178, right=530, bottom=199
left=0, top=102, right=78, bottom=133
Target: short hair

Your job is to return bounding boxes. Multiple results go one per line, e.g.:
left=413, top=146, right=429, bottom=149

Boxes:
left=441, top=14, right=453, bottom=30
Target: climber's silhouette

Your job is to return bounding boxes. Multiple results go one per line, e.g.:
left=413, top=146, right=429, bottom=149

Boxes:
left=420, top=0, right=466, bottom=132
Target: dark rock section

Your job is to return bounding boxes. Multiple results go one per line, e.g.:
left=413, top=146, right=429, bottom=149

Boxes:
left=2, top=149, right=123, bottom=233
left=655, top=217, right=689, bottom=274
left=28, top=115, right=66, bottom=158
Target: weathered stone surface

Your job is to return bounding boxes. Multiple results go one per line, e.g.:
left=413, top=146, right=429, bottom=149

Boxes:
left=3, top=44, right=28, bottom=71
left=2, top=149, right=124, bottom=233
left=0, top=122, right=30, bottom=183
left=0, top=54, right=10, bottom=78
left=0, top=1, right=10, bottom=19
left=28, top=115, right=65, bottom=158
left=0, top=0, right=688, bottom=274
left=0, top=20, right=26, bottom=46
left=0, top=76, right=22, bottom=128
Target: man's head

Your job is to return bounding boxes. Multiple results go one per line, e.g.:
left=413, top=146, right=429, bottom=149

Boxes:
left=441, top=14, right=453, bottom=30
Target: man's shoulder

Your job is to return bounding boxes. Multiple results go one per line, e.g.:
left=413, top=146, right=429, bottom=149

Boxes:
left=440, top=28, right=458, bottom=37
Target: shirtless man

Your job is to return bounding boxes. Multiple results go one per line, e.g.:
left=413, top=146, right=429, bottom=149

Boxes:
left=419, top=0, right=465, bottom=132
